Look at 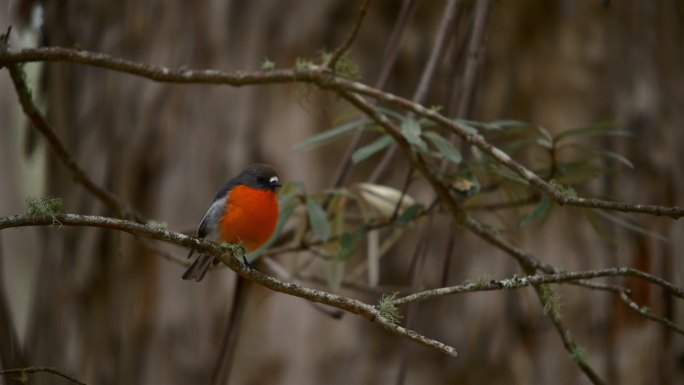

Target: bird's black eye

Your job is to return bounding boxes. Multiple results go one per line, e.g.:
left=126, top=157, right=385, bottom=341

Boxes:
left=257, top=176, right=267, bottom=184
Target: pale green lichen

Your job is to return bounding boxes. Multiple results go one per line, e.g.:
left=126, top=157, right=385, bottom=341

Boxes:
left=379, top=292, right=403, bottom=324
left=26, top=196, right=64, bottom=226
left=261, top=58, right=275, bottom=71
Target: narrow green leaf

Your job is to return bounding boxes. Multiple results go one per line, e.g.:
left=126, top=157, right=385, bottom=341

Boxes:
left=595, top=210, right=668, bottom=242
left=325, top=259, right=345, bottom=291
left=456, top=119, right=531, bottom=131
left=394, top=203, right=423, bottom=227
left=338, top=232, right=357, bottom=260
left=536, top=125, right=553, bottom=143
left=581, top=209, right=618, bottom=249
left=453, top=119, right=479, bottom=134
left=400, top=118, right=428, bottom=151
left=486, top=119, right=532, bottom=130
left=377, top=106, right=406, bottom=122
left=554, top=119, right=630, bottom=142
left=554, top=161, right=608, bottom=185
left=519, top=194, right=551, bottom=227
left=536, top=137, right=553, bottom=149
left=563, top=144, right=634, bottom=169
left=292, top=118, right=370, bottom=152
left=352, top=134, right=394, bottom=163
left=306, top=198, right=330, bottom=241
left=423, top=131, right=462, bottom=163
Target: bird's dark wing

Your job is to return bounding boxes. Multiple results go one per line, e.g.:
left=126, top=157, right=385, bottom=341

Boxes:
left=183, top=180, right=240, bottom=281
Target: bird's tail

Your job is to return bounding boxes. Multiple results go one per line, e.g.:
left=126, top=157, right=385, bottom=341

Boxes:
left=182, top=254, right=214, bottom=282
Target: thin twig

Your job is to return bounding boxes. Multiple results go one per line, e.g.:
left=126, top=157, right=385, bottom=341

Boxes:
left=5, top=62, right=143, bottom=221
left=327, top=0, right=373, bottom=71
left=618, top=291, right=684, bottom=335
left=453, top=0, right=491, bottom=117
left=0, top=367, right=87, bottom=385
left=393, top=269, right=684, bottom=306
left=330, top=0, right=415, bottom=188
left=0, top=213, right=458, bottom=357
left=369, top=0, right=461, bottom=183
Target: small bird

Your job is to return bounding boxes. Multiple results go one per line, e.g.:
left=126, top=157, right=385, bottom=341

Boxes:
left=182, top=163, right=282, bottom=281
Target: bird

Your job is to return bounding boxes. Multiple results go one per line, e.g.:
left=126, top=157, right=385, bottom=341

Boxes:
left=182, top=163, right=282, bottom=282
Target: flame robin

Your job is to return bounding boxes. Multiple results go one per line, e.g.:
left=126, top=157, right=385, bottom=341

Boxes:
left=182, top=163, right=282, bottom=281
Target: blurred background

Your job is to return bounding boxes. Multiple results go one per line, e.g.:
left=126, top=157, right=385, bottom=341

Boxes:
left=1, top=0, right=683, bottom=384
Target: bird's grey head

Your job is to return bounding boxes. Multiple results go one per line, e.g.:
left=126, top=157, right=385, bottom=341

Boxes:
left=238, top=163, right=282, bottom=191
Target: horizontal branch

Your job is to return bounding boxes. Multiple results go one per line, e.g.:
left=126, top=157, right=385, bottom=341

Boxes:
left=0, top=213, right=457, bottom=357
left=2, top=46, right=679, bottom=219
left=394, top=268, right=684, bottom=306
left=0, top=47, right=681, bottom=218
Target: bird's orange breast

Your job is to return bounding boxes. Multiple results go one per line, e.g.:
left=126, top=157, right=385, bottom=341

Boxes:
left=220, top=185, right=279, bottom=251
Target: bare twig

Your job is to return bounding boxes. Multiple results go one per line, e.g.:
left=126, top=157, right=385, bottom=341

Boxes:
left=330, top=0, right=415, bottom=188
left=618, top=291, right=684, bottom=335
left=453, top=0, right=491, bottom=117
left=0, top=366, right=87, bottom=385
left=0, top=213, right=458, bottom=357
left=326, top=0, right=373, bottom=71
left=394, top=269, right=684, bottom=306
left=5, top=62, right=143, bottom=221
left=369, top=0, right=461, bottom=183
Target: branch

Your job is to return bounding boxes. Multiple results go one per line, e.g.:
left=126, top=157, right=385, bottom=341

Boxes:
left=1, top=47, right=681, bottom=217
left=369, top=0, right=461, bottom=182
left=454, top=0, right=491, bottom=116
left=0, top=366, right=86, bottom=385
left=0, top=213, right=458, bottom=357
left=5, top=63, right=142, bottom=220
left=394, top=269, right=684, bottom=306
left=618, top=291, right=684, bottom=335
left=338, top=91, right=606, bottom=385
left=327, top=0, right=373, bottom=71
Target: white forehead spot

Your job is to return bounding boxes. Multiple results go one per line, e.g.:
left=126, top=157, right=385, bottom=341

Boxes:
left=269, top=176, right=279, bottom=183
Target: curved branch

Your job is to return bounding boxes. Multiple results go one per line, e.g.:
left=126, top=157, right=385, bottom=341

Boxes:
left=0, top=213, right=458, bottom=357
left=0, top=366, right=86, bottom=385
left=327, top=0, right=373, bottom=71
left=5, top=63, right=142, bottom=221
left=1, top=47, right=680, bottom=217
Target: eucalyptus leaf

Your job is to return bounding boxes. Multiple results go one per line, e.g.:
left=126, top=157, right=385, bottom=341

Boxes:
left=325, top=259, right=345, bottom=292
left=293, top=118, right=370, bottom=152
left=400, top=118, right=428, bottom=151
left=306, top=198, right=330, bottom=241
left=595, top=210, right=668, bottom=242
left=377, top=106, right=407, bottom=122
left=394, top=203, right=423, bottom=227
left=554, top=119, right=631, bottom=142
left=563, top=144, right=634, bottom=169
left=581, top=209, right=618, bottom=249
left=352, top=135, right=394, bottom=163
left=423, top=131, right=462, bottom=163
left=519, top=194, right=551, bottom=227
left=453, top=119, right=479, bottom=135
